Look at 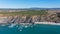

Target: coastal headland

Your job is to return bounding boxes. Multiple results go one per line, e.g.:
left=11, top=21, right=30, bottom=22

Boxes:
left=0, top=8, right=60, bottom=25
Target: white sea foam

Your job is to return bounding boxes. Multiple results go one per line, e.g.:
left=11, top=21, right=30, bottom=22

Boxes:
left=8, top=23, right=17, bottom=28
left=25, top=26, right=28, bottom=28
left=1, top=24, right=6, bottom=26
left=20, top=30, right=22, bottom=31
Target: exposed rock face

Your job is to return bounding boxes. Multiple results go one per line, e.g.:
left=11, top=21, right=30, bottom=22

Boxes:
left=0, top=15, right=41, bottom=24
left=24, top=16, right=32, bottom=23
left=20, top=16, right=27, bottom=23
left=32, top=16, right=41, bottom=22
left=0, top=13, right=60, bottom=24
left=0, top=17, right=8, bottom=24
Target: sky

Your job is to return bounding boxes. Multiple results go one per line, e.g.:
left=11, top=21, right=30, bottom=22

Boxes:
left=0, top=0, right=60, bottom=8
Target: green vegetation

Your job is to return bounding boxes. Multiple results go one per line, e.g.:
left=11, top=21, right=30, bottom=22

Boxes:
left=0, top=10, right=47, bottom=16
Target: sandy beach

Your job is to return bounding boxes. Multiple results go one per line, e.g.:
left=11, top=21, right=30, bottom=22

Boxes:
left=35, top=22, right=60, bottom=25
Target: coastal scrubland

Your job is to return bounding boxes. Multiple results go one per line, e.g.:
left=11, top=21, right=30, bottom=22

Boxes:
left=0, top=10, right=47, bottom=16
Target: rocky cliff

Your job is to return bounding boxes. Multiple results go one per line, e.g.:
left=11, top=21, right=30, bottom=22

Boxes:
left=7, top=15, right=41, bottom=23
left=0, top=15, right=41, bottom=24
left=0, top=13, right=60, bottom=24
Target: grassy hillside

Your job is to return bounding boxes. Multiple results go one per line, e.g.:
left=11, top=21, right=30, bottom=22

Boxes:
left=0, top=10, right=47, bottom=16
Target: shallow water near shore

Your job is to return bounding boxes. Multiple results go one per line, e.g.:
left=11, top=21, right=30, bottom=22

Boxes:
left=0, top=24, right=60, bottom=34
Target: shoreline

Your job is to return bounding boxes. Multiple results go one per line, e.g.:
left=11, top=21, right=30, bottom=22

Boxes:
left=34, top=22, right=60, bottom=25
left=0, top=22, right=60, bottom=25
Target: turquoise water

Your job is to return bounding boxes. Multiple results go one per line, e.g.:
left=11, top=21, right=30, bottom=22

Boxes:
left=0, top=24, right=60, bottom=34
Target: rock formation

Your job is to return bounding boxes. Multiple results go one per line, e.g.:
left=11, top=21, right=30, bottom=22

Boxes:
left=0, top=13, right=60, bottom=24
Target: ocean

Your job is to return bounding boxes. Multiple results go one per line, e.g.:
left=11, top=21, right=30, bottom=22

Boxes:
left=0, top=24, right=60, bottom=34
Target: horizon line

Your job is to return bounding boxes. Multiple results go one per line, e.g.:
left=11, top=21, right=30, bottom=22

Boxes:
left=0, top=7, right=60, bottom=9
